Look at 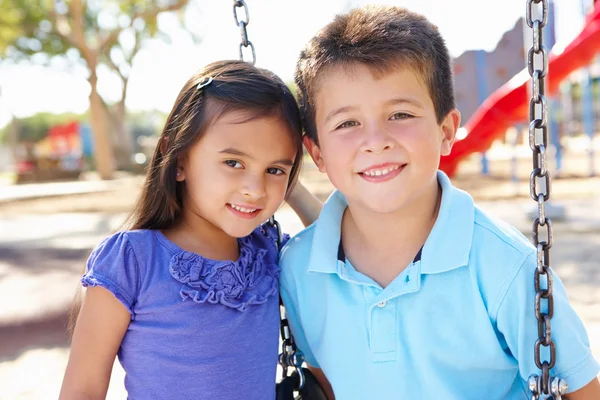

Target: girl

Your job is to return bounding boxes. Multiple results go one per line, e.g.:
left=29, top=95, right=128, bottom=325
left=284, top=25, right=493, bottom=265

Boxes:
left=59, top=60, right=321, bottom=399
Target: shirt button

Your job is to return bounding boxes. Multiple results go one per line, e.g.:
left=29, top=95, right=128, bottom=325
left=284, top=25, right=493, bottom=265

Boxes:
left=377, top=300, right=387, bottom=308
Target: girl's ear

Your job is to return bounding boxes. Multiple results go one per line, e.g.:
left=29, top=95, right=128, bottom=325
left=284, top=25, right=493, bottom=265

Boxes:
left=175, top=158, right=185, bottom=182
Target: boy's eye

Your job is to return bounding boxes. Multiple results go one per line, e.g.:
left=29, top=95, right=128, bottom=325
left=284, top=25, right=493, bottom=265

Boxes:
left=267, top=167, right=285, bottom=175
left=390, top=112, right=413, bottom=120
left=335, top=120, right=359, bottom=130
left=225, top=160, right=243, bottom=168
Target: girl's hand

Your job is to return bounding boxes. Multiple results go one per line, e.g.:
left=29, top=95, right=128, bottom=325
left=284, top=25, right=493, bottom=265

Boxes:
left=286, top=181, right=323, bottom=227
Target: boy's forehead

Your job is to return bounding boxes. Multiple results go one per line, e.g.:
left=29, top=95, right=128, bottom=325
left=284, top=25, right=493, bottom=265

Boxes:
left=313, top=63, right=430, bottom=111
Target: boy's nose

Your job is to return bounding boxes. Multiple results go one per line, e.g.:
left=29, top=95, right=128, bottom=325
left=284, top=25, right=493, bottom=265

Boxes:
left=361, top=125, right=395, bottom=154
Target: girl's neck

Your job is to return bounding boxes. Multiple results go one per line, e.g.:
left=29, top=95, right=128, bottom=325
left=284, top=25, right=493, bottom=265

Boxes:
left=163, top=206, right=239, bottom=261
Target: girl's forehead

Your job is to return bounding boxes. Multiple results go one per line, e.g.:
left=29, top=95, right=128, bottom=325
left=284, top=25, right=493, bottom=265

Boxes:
left=195, top=112, right=297, bottom=156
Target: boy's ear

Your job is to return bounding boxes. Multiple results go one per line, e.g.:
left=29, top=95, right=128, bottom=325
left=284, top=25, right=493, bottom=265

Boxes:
left=440, top=108, right=461, bottom=156
left=303, top=136, right=326, bottom=173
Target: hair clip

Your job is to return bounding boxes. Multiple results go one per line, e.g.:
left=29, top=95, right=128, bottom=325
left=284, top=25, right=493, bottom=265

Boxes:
left=197, top=76, right=214, bottom=92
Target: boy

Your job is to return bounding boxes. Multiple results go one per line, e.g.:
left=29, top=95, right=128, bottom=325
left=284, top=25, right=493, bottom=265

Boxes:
left=279, top=5, right=600, bottom=399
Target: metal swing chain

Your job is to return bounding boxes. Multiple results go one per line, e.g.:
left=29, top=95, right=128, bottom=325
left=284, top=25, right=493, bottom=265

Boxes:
left=525, top=0, right=567, bottom=398
left=269, top=215, right=307, bottom=390
left=233, top=0, right=256, bottom=65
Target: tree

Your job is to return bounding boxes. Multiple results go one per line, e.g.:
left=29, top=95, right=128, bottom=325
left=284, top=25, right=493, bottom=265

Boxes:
left=0, top=0, right=193, bottom=179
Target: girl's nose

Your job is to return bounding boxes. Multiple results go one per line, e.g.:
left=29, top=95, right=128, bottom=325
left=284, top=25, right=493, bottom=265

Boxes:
left=241, top=174, right=266, bottom=200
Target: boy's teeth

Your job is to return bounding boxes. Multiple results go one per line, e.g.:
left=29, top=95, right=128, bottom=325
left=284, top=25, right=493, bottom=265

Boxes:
left=363, top=165, right=399, bottom=177
left=231, top=204, right=257, bottom=213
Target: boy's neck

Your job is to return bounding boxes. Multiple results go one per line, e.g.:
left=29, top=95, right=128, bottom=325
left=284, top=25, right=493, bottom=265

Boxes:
left=341, top=180, right=442, bottom=286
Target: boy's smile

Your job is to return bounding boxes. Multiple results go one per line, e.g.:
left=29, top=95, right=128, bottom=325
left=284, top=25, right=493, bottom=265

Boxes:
left=305, top=63, right=460, bottom=215
left=358, top=162, right=406, bottom=182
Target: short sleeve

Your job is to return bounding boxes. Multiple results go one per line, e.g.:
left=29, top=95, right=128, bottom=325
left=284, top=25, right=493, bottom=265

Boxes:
left=280, top=270, right=319, bottom=368
left=280, top=233, right=291, bottom=248
left=495, top=251, right=600, bottom=392
left=82, top=231, right=140, bottom=318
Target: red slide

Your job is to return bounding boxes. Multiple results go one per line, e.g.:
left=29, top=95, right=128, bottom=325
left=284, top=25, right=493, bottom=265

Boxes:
left=440, top=4, right=600, bottom=177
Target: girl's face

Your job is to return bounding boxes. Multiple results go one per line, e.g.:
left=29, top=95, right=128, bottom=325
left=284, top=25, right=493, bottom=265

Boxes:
left=177, top=109, right=298, bottom=238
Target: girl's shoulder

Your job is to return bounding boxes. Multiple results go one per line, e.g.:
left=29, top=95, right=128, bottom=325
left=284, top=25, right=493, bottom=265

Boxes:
left=249, top=222, right=290, bottom=253
left=88, top=229, right=167, bottom=270
left=92, top=229, right=159, bottom=252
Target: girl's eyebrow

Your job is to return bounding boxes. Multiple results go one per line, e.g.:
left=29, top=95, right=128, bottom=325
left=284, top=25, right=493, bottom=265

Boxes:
left=219, top=148, right=294, bottom=166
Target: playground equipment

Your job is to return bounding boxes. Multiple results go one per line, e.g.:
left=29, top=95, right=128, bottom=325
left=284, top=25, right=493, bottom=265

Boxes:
left=439, top=1, right=600, bottom=178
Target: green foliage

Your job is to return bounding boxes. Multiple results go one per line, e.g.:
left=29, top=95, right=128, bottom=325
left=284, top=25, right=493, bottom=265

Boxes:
left=0, top=0, right=191, bottom=62
left=1, top=111, right=84, bottom=142
left=286, top=81, right=298, bottom=100
left=0, top=0, right=66, bottom=58
left=0, top=109, right=166, bottom=144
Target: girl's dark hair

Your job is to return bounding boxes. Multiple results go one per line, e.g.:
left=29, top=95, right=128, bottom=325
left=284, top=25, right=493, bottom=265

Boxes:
left=126, top=59, right=303, bottom=230
left=68, top=60, right=303, bottom=336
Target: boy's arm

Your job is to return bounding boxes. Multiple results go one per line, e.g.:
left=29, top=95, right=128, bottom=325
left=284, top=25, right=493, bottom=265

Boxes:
left=308, top=366, right=336, bottom=400
left=568, top=378, right=600, bottom=399
left=286, top=180, right=322, bottom=227
left=494, top=251, right=600, bottom=395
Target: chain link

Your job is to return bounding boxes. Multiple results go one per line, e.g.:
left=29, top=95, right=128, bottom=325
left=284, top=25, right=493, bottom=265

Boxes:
left=526, top=0, right=567, bottom=398
left=233, top=0, right=256, bottom=65
left=278, top=303, right=306, bottom=389
left=269, top=215, right=306, bottom=390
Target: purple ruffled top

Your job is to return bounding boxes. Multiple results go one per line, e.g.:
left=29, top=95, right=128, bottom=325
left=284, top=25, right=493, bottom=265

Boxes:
left=79, top=223, right=287, bottom=399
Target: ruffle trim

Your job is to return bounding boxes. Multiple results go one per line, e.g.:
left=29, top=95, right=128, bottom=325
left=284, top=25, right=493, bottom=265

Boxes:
left=169, top=230, right=280, bottom=312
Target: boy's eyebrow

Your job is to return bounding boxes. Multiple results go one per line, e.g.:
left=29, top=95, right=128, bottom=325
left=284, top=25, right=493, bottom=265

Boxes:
left=324, top=97, right=425, bottom=124
left=324, top=106, right=358, bottom=124
left=219, top=148, right=294, bottom=166
left=386, top=97, right=424, bottom=109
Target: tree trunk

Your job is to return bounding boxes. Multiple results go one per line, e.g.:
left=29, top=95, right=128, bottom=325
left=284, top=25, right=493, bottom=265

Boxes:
left=112, top=94, right=134, bottom=170
left=88, top=71, right=115, bottom=180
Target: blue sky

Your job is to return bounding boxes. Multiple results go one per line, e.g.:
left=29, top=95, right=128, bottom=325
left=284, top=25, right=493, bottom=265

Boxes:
left=0, top=0, right=592, bottom=129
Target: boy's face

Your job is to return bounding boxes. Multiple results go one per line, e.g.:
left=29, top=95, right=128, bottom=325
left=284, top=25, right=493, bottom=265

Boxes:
left=305, top=63, right=460, bottom=213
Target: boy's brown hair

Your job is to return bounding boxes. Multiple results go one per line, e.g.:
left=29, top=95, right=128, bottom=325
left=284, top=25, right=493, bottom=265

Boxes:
left=295, top=5, right=456, bottom=143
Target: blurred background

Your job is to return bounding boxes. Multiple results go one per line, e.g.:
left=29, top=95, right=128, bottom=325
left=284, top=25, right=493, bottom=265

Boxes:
left=0, top=0, right=599, bottom=398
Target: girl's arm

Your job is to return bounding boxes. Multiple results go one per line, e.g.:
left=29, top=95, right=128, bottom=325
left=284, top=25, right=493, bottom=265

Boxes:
left=286, top=180, right=322, bottom=227
left=59, top=286, right=131, bottom=400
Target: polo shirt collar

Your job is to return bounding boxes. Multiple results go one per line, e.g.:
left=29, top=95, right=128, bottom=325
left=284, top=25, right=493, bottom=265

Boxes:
left=307, top=189, right=345, bottom=273
left=307, top=171, right=474, bottom=275
left=421, top=171, right=474, bottom=274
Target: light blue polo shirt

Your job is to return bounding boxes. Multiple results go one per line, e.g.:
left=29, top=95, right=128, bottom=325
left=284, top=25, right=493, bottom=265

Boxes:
left=279, top=171, right=599, bottom=399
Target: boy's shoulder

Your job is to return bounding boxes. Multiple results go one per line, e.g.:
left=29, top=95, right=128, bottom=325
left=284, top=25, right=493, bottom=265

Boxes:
left=471, top=204, right=535, bottom=257
left=280, top=222, right=318, bottom=271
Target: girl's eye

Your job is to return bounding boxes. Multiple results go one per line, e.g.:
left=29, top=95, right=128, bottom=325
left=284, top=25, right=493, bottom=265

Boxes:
left=225, top=160, right=243, bottom=168
left=390, top=112, right=413, bottom=120
left=335, top=120, right=359, bottom=130
left=267, top=167, right=285, bottom=175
